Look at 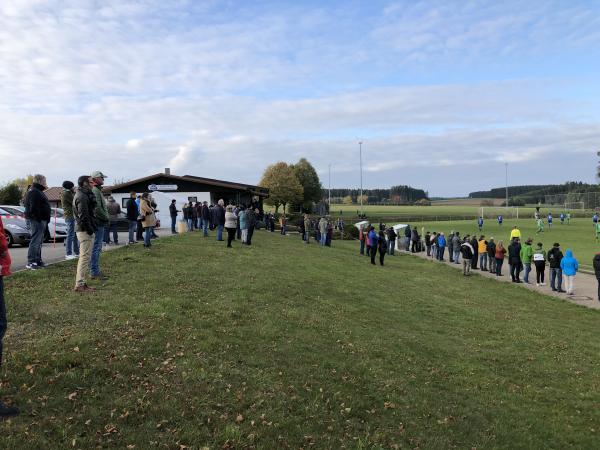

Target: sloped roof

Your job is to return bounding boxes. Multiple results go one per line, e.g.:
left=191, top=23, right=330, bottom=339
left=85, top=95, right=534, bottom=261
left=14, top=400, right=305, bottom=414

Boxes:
left=44, top=187, right=63, bottom=202
left=104, top=173, right=268, bottom=196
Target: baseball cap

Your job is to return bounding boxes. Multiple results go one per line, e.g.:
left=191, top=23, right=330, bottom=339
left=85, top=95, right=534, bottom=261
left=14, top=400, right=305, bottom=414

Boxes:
left=91, top=171, right=107, bottom=178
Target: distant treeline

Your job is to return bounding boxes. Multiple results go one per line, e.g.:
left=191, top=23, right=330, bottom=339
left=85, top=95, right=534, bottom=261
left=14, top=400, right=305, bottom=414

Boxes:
left=469, top=182, right=600, bottom=204
left=324, top=185, right=428, bottom=204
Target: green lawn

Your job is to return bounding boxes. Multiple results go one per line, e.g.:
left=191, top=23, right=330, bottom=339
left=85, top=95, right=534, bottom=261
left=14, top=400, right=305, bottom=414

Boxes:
left=331, top=204, right=540, bottom=220
left=408, top=218, right=599, bottom=271
left=2, top=231, right=600, bottom=448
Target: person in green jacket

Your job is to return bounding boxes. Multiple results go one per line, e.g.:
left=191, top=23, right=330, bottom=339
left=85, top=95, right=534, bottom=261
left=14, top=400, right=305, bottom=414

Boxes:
left=520, top=238, right=534, bottom=284
left=535, top=217, right=544, bottom=234
left=90, top=171, right=109, bottom=280
left=60, top=180, right=79, bottom=260
left=533, top=242, right=547, bottom=286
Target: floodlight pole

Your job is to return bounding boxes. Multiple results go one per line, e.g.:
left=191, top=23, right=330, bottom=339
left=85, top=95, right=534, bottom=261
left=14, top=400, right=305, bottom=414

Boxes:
left=359, top=141, right=363, bottom=216
left=328, top=164, right=331, bottom=212
left=505, top=162, right=508, bottom=208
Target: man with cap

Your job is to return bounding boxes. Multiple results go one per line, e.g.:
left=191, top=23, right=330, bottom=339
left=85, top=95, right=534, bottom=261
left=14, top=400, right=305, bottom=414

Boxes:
left=90, top=171, right=109, bottom=280
left=24, top=174, right=51, bottom=270
left=73, top=175, right=98, bottom=292
left=61, top=180, right=79, bottom=260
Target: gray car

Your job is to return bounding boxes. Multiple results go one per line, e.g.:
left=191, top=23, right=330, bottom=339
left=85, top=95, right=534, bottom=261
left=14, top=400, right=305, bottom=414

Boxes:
left=0, top=206, right=31, bottom=247
left=1, top=205, right=68, bottom=242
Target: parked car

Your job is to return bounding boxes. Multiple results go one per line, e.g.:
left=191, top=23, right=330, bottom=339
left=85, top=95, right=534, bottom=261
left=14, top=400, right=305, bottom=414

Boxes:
left=0, top=206, right=31, bottom=247
left=1, top=205, right=68, bottom=242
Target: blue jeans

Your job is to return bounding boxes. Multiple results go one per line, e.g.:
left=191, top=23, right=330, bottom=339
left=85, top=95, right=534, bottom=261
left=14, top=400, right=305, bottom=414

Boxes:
left=128, top=220, right=137, bottom=243
left=0, top=276, right=5, bottom=366
left=109, top=222, right=119, bottom=244
left=203, top=220, right=209, bottom=236
left=27, top=219, right=47, bottom=264
left=187, top=219, right=193, bottom=232
left=217, top=224, right=224, bottom=241
left=453, top=249, right=460, bottom=263
left=144, top=226, right=154, bottom=247
left=550, top=267, right=562, bottom=290
left=320, top=233, right=327, bottom=246
left=360, top=239, right=365, bottom=254
left=90, top=225, right=105, bottom=276
left=479, top=253, right=488, bottom=270
left=524, top=263, right=531, bottom=283
left=171, top=216, right=177, bottom=232
left=438, top=247, right=445, bottom=261
left=65, top=218, right=79, bottom=256
left=388, top=240, right=395, bottom=255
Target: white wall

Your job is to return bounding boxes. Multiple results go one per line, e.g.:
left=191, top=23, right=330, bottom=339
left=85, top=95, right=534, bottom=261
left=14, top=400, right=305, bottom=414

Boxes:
left=110, top=191, right=210, bottom=224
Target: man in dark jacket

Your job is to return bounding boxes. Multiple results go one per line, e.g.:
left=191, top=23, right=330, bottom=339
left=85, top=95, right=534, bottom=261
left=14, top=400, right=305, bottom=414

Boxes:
left=246, top=208, right=256, bottom=245
left=404, top=224, right=411, bottom=251
left=24, top=174, right=51, bottom=270
left=126, top=192, right=138, bottom=244
left=460, top=239, right=474, bottom=276
left=508, top=238, right=522, bottom=283
left=215, top=200, right=225, bottom=241
left=386, top=227, right=397, bottom=255
left=201, top=201, right=210, bottom=236
left=593, top=252, right=600, bottom=301
left=61, top=180, right=79, bottom=260
left=169, top=200, right=178, bottom=234
left=548, top=242, right=565, bottom=292
left=486, top=238, right=497, bottom=274
left=73, top=175, right=98, bottom=292
left=470, top=235, right=479, bottom=269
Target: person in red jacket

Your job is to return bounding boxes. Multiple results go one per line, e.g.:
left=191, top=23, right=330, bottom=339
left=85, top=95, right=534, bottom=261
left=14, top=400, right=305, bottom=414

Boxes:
left=0, top=217, right=19, bottom=416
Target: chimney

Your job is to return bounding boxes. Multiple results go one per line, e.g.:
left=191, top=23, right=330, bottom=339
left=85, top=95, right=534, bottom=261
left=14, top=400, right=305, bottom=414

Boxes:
left=165, top=168, right=171, bottom=175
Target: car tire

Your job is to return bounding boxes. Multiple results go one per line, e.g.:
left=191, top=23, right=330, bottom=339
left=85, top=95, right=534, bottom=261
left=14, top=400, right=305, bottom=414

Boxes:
left=5, top=231, right=13, bottom=248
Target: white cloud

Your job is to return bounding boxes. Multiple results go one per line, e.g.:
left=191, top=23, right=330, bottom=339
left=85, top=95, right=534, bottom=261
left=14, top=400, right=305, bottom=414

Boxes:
left=0, top=0, right=598, bottom=197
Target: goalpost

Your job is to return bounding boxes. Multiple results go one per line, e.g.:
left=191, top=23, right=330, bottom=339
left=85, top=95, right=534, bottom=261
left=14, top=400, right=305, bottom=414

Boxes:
left=564, top=201, right=585, bottom=211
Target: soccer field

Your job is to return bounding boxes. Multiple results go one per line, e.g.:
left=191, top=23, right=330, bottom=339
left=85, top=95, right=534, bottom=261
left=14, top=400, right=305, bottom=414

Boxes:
left=332, top=204, right=542, bottom=220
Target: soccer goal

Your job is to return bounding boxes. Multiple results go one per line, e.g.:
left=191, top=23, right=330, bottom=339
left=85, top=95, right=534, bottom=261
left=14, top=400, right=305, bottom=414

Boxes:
left=564, top=201, right=585, bottom=211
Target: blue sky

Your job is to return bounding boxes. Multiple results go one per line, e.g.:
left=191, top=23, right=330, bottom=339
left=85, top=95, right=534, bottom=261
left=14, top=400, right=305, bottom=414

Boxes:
left=1, top=0, right=599, bottom=196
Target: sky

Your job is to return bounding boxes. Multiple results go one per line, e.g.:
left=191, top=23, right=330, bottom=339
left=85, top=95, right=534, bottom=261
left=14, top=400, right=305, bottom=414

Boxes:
left=1, top=0, right=599, bottom=197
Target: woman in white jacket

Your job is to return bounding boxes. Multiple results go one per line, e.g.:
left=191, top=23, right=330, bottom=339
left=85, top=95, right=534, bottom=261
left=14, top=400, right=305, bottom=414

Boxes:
left=224, top=205, right=238, bottom=248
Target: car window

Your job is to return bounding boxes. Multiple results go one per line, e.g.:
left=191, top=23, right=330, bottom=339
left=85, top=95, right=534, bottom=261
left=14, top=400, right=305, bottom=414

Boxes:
left=1, top=206, right=21, bottom=215
left=0, top=208, right=8, bottom=215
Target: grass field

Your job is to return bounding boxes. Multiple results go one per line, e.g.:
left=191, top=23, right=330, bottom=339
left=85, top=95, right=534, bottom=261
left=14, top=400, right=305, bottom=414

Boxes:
left=2, top=231, right=600, bottom=448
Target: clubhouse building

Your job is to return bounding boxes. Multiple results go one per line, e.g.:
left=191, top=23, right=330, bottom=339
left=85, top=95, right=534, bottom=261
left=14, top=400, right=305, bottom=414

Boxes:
left=104, top=169, right=269, bottom=223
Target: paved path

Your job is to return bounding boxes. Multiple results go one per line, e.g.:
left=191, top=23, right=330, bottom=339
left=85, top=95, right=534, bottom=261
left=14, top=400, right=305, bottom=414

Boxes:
left=404, top=248, right=600, bottom=310
left=8, top=228, right=174, bottom=272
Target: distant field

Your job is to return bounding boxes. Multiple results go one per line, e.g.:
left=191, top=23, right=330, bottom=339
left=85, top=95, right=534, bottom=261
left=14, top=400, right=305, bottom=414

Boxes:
left=431, top=198, right=505, bottom=206
left=331, top=204, right=539, bottom=220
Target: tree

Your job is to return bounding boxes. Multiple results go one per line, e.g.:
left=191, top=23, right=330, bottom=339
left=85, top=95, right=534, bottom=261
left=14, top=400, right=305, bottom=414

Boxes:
left=260, top=162, right=304, bottom=214
left=10, top=175, right=34, bottom=197
left=291, top=158, right=322, bottom=211
left=0, top=183, right=23, bottom=205
left=342, top=195, right=353, bottom=205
